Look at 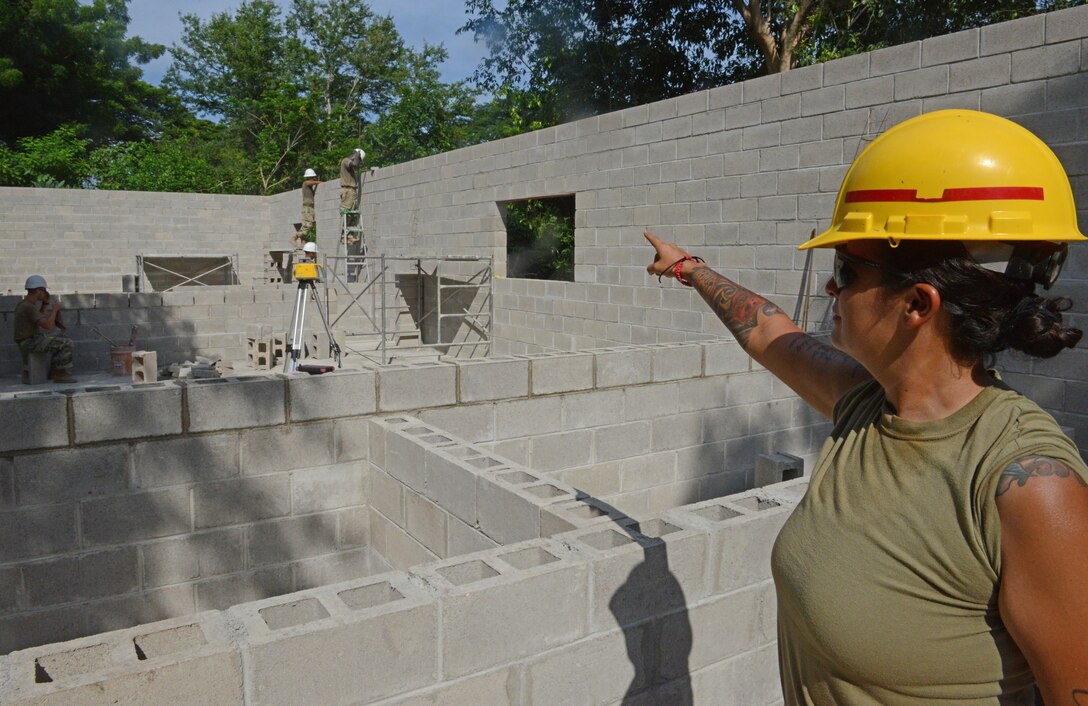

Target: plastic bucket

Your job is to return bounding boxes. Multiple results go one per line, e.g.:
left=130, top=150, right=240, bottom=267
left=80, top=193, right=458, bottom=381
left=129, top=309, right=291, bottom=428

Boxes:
left=110, top=346, right=135, bottom=376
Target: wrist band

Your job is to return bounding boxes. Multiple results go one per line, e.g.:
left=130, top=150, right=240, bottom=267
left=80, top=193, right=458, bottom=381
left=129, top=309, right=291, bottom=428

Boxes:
left=660, top=256, right=704, bottom=286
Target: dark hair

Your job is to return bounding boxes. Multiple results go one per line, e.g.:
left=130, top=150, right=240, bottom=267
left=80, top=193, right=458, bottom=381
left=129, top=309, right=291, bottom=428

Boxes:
left=875, top=241, right=1082, bottom=364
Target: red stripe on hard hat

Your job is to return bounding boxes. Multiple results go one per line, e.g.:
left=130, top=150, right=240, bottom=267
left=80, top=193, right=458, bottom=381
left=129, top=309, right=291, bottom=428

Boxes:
left=844, top=187, right=1044, bottom=203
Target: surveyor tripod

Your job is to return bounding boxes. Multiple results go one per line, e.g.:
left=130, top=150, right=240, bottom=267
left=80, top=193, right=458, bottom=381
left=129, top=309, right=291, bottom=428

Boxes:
left=283, top=277, right=341, bottom=373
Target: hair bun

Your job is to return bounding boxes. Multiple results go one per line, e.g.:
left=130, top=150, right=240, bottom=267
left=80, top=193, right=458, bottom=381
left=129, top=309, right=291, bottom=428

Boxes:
left=1001, top=296, right=1082, bottom=358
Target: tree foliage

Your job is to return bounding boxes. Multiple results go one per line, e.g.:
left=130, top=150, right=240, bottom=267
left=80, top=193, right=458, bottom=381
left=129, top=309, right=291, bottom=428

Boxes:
left=505, top=197, right=576, bottom=281
left=0, top=0, right=174, bottom=145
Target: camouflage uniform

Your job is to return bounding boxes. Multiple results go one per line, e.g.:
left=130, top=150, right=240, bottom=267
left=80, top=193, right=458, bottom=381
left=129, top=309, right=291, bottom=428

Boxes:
left=18, top=334, right=74, bottom=370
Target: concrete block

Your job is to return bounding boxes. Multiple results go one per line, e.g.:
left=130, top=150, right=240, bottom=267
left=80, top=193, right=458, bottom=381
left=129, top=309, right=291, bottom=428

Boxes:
left=530, top=352, right=594, bottom=395
left=378, top=665, right=519, bottom=706
left=495, top=396, right=561, bottom=440
left=921, top=27, right=979, bottom=67
left=0, top=393, right=69, bottom=453
left=845, top=75, right=895, bottom=109
left=142, top=528, right=244, bottom=587
left=578, top=524, right=707, bottom=632
left=754, top=452, right=804, bottom=487
left=708, top=507, right=791, bottom=593
left=594, top=348, right=652, bottom=388
left=1, top=613, right=242, bottom=704
left=894, top=65, right=949, bottom=100
left=664, top=583, right=776, bottom=680
left=949, top=54, right=1011, bottom=92
left=441, top=559, right=589, bottom=678
left=417, top=404, right=495, bottom=443
left=84, top=584, right=198, bottom=636
left=982, top=13, right=1044, bottom=55
left=27, top=351, right=50, bottom=384
left=0, top=505, right=78, bottom=563
left=241, top=422, right=335, bottom=474
left=447, top=516, right=497, bottom=556
left=241, top=594, right=438, bottom=706
left=526, top=627, right=642, bottom=705
left=134, top=434, right=239, bottom=488
left=0, top=564, right=19, bottom=615
left=71, top=384, right=182, bottom=443
left=405, top=490, right=449, bottom=557
left=383, top=426, right=428, bottom=493
left=378, top=363, right=457, bottom=412
left=288, top=369, right=376, bottom=421
left=338, top=507, right=370, bottom=549
left=800, top=85, right=845, bottom=116
left=824, top=52, right=870, bottom=86
left=870, top=41, right=921, bottom=76
left=1011, top=43, right=1081, bottom=82
left=1045, top=3, right=1088, bottom=44
left=13, top=445, right=129, bottom=505
left=0, top=459, right=11, bottom=509
left=195, top=566, right=293, bottom=610
left=293, top=548, right=374, bottom=590
left=369, top=510, right=437, bottom=570
left=531, top=430, right=594, bottom=471
left=82, top=487, right=191, bottom=545
left=702, top=340, right=749, bottom=376
left=132, top=350, right=158, bottom=383
left=334, top=416, right=369, bottom=462
left=23, top=547, right=139, bottom=607
left=193, top=476, right=291, bottom=529
left=456, top=357, right=529, bottom=402
left=186, top=377, right=286, bottom=432
left=425, top=451, right=477, bottom=526
left=476, top=475, right=541, bottom=544
left=370, top=468, right=405, bottom=524
left=291, top=462, right=365, bottom=514
left=595, top=421, right=652, bottom=462
left=651, top=344, right=702, bottom=382
left=248, top=513, right=339, bottom=566
left=0, top=605, right=84, bottom=655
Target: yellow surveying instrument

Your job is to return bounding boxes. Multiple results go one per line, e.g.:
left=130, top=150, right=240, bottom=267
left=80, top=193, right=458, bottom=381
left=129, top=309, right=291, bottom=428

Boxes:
left=284, top=249, right=341, bottom=373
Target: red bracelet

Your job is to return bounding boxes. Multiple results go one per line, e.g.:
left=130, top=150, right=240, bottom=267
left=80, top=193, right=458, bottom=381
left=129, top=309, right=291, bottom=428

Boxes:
left=671, top=256, right=704, bottom=287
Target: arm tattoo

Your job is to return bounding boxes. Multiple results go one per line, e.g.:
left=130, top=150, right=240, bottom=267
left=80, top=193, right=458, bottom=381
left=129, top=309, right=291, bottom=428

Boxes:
left=1075, top=689, right=1088, bottom=705
left=689, top=267, right=785, bottom=347
left=996, top=455, right=1087, bottom=497
left=786, top=334, right=868, bottom=381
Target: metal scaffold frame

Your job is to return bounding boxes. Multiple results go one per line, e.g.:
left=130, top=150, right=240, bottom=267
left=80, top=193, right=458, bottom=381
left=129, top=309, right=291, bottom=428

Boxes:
left=322, top=254, right=493, bottom=365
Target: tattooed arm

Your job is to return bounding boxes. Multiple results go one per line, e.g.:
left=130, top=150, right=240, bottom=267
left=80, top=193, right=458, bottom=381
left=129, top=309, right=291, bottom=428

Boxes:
left=644, top=231, right=869, bottom=418
left=996, top=456, right=1088, bottom=704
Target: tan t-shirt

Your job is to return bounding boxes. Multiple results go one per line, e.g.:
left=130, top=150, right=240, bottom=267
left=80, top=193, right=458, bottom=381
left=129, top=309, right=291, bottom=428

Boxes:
left=13, top=300, right=42, bottom=342
left=772, top=379, right=1088, bottom=705
left=340, top=157, right=358, bottom=190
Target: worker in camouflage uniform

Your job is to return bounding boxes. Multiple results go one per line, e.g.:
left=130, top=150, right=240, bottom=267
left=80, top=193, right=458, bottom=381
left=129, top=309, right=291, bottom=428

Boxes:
left=14, top=275, right=76, bottom=383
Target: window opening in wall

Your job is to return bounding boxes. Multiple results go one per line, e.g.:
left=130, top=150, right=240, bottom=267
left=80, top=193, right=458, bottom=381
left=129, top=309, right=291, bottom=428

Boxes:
left=503, top=195, right=575, bottom=281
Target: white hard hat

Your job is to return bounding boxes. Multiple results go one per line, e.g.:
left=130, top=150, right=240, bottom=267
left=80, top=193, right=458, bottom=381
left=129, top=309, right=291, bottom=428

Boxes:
left=25, top=275, right=48, bottom=290
left=354, top=148, right=365, bottom=160
left=302, top=242, right=317, bottom=253
left=303, top=168, right=317, bottom=178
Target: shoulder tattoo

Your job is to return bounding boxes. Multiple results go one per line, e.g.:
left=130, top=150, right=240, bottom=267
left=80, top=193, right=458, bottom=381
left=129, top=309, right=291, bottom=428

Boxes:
left=996, top=455, right=1087, bottom=498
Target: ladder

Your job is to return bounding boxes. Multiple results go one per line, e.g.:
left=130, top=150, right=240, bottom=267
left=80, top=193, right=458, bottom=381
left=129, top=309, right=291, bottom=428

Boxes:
left=334, top=164, right=371, bottom=284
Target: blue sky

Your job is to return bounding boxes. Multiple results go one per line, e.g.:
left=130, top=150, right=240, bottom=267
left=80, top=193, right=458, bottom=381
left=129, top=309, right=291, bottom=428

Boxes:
left=126, top=0, right=492, bottom=86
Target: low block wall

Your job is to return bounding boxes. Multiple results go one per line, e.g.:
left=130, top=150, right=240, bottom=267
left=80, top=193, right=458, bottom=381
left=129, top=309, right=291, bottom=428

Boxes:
left=0, top=341, right=825, bottom=656
left=0, top=479, right=806, bottom=706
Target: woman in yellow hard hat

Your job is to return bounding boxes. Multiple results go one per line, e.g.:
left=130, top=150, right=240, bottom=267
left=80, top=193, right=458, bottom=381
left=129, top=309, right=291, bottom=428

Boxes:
left=645, top=110, right=1088, bottom=704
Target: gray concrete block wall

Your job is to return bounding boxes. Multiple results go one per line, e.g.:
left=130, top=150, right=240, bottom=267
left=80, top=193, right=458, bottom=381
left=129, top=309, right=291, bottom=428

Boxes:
left=0, top=288, right=371, bottom=376
left=0, top=479, right=803, bottom=705
left=0, top=343, right=824, bottom=655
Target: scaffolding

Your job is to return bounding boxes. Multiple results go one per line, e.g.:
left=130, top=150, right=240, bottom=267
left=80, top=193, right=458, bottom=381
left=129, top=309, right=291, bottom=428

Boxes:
left=322, top=254, right=493, bottom=365
left=136, top=253, right=239, bottom=292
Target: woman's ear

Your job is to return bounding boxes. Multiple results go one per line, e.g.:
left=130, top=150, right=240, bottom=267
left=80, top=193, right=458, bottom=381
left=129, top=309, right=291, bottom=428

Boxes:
left=904, top=283, right=941, bottom=327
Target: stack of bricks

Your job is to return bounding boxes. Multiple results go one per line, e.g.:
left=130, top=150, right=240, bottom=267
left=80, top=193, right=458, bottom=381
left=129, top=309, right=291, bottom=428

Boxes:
left=246, top=325, right=274, bottom=370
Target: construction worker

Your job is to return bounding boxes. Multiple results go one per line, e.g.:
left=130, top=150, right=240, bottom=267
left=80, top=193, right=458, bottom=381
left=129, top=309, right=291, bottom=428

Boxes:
left=340, top=148, right=365, bottom=214
left=294, top=168, right=320, bottom=248
left=14, top=275, right=77, bottom=383
left=644, top=110, right=1088, bottom=703
left=302, top=241, right=318, bottom=261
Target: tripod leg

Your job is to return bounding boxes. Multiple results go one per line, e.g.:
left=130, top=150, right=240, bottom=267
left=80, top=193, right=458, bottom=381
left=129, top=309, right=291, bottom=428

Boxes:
left=284, top=282, right=307, bottom=373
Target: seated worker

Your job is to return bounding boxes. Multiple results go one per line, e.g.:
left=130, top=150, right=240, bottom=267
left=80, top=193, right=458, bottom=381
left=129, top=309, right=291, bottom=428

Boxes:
left=14, top=275, right=77, bottom=383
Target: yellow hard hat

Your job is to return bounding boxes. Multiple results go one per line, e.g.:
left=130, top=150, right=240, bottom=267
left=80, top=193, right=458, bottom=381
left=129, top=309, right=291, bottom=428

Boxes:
left=801, top=110, right=1086, bottom=250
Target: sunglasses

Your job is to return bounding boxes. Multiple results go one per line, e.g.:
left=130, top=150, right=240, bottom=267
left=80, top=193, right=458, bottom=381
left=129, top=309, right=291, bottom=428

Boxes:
left=832, top=249, right=910, bottom=290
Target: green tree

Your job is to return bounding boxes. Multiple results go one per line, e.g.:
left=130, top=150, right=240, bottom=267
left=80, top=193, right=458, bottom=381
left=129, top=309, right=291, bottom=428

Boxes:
left=0, top=125, right=90, bottom=187
left=505, top=197, right=575, bottom=281
left=462, top=0, right=741, bottom=127
left=164, top=0, right=467, bottom=193
left=0, top=0, right=173, bottom=145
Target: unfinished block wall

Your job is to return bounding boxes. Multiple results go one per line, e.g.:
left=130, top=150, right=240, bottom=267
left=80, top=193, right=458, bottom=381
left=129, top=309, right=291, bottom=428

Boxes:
left=0, top=477, right=805, bottom=706
left=0, top=342, right=827, bottom=656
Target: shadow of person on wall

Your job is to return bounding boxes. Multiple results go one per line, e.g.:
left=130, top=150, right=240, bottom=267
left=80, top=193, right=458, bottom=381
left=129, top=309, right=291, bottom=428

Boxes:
left=577, top=492, right=694, bottom=704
